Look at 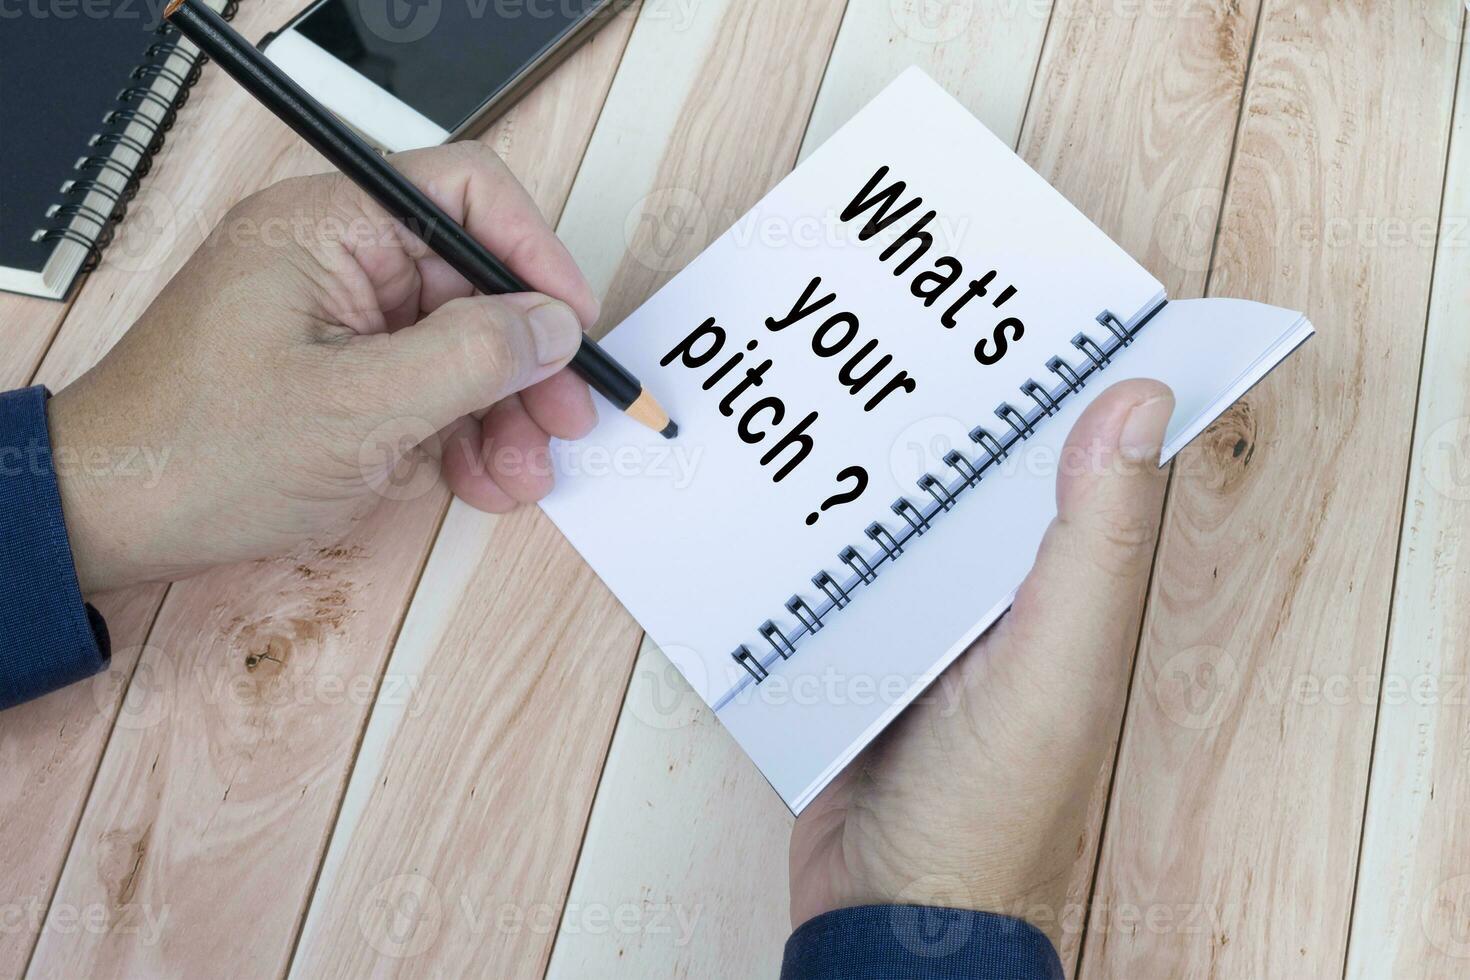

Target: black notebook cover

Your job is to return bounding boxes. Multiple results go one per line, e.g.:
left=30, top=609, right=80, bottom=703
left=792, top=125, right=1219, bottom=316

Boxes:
left=0, top=2, right=231, bottom=297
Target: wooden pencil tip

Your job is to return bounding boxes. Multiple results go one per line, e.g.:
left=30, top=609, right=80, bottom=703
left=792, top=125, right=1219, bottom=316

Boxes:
left=164, top=0, right=186, bottom=16
left=625, top=388, right=674, bottom=438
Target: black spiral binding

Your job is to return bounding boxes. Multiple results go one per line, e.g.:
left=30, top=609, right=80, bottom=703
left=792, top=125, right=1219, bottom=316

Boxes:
left=729, top=301, right=1168, bottom=686
left=29, top=1, right=242, bottom=276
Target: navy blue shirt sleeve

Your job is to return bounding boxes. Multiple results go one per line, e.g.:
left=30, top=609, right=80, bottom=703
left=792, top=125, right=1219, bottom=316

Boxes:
left=781, top=906, right=1063, bottom=980
left=0, top=386, right=110, bottom=709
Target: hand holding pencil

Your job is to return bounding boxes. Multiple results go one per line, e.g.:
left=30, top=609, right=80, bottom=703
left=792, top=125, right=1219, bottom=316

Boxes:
left=163, top=0, right=675, bottom=439
left=41, top=0, right=679, bottom=593
left=49, top=141, right=624, bottom=590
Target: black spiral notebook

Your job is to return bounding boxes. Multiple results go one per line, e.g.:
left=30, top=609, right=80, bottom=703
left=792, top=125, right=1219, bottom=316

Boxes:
left=0, top=0, right=237, bottom=299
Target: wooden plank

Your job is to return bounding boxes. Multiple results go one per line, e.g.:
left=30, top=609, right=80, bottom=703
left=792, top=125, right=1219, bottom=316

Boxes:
left=21, top=14, right=637, bottom=978
left=0, top=296, right=68, bottom=390
left=25, top=506, right=451, bottom=980
left=288, top=2, right=848, bottom=976
left=802, top=0, right=1052, bottom=155
left=1345, top=25, right=1470, bottom=980
left=543, top=639, right=794, bottom=979
left=0, top=585, right=164, bottom=976
left=995, top=0, right=1269, bottom=971
left=1019, top=0, right=1260, bottom=294
left=544, top=3, right=1065, bottom=975
left=1083, top=3, right=1461, bottom=977
left=1, top=2, right=307, bottom=972
left=286, top=502, right=644, bottom=977
left=559, top=0, right=847, bottom=325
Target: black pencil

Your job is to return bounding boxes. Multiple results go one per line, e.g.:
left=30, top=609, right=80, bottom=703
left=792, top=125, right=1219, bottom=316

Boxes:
left=164, top=0, right=676, bottom=439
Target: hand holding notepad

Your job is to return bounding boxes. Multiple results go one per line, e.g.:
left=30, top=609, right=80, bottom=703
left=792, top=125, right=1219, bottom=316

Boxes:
left=788, top=378, right=1176, bottom=940
left=543, top=68, right=1313, bottom=812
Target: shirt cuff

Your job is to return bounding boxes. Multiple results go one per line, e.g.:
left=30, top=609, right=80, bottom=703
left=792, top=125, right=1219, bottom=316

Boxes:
left=781, top=905, right=1063, bottom=980
left=0, top=386, right=110, bottom=709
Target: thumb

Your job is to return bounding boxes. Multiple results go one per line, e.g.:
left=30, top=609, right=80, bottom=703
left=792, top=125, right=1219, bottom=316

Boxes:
left=1004, top=379, right=1174, bottom=677
left=362, top=292, right=584, bottom=431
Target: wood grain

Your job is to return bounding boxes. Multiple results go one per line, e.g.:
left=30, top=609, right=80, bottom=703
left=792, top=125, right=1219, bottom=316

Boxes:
left=1020, top=0, right=1261, bottom=296
left=543, top=639, right=794, bottom=979
left=562, top=0, right=847, bottom=327
left=0, top=585, right=165, bottom=976
left=1011, top=0, right=1265, bottom=970
left=286, top=502, right=644, bottom=978
left=1083, top=2, right=1462, bottom=977
left=289, top=2, right=848, bottom=976
left=0, top=297, right=68, bottom=390
left=803, top=0, right=1053, bottom=156
left=0, top=2, right=307, bottom=972
left=544, top=3, right=1064, bottom=976
left=25, top=509, right=447, bottom=980
left=20, top=11, right=637, bottom=978
left=2, top=0, right=1464, bottom=975
left=1346, top=24, right=1470, bottom=979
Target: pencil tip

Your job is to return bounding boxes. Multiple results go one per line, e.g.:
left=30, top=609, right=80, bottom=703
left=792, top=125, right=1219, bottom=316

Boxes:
left=627, top=389, right=677, bottom=438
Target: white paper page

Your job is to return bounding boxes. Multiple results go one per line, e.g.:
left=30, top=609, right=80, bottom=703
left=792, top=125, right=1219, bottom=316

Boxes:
left=541, top=67, right=1164, bottom=708
left=717, top=298, right=1312, bottom=811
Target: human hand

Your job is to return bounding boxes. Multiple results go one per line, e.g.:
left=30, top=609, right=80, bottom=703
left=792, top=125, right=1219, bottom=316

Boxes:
left=48, top=142, right=600, bottom=594
left=788, top=379, right=1175, bottom=951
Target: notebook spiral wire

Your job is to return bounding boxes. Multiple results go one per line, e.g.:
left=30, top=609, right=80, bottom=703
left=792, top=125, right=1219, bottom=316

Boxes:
left=729, top=302, right=1166, bottom=685
left=31, top=0, right=242, bottom=276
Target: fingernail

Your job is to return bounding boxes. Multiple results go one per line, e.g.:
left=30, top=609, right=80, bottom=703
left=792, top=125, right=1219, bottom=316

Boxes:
left=529, top=301, right=583, bottom=366
left=1120, top=394, right=1174, bottom=462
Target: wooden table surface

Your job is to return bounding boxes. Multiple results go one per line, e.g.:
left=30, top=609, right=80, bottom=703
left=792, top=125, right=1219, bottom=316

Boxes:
left=3, top=0, right=1468, bottom=976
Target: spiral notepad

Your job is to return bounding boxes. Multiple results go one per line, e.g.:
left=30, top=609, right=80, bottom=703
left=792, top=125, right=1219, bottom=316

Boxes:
left=725, top=303, right=1167, bottom=692
left=0, top=0, right=238, bottom=300
left=542, top=68, right=1314, bottom=812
